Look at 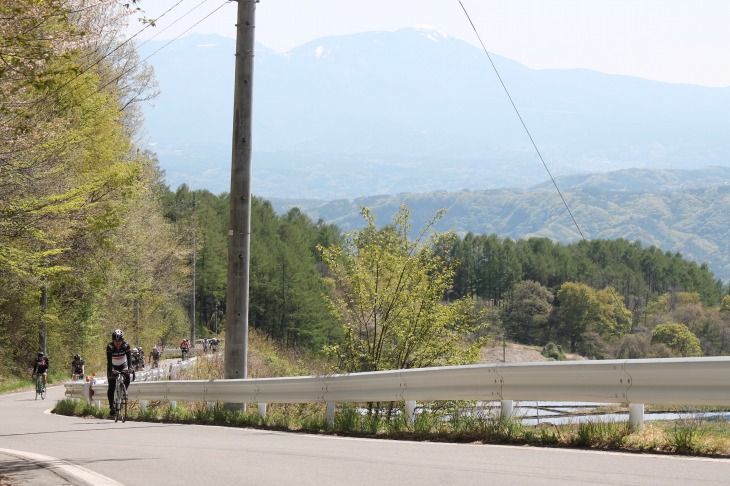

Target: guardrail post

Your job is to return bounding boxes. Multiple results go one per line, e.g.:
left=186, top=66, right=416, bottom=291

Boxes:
left=405, top=400, right=416, bottom=425
left=207, top=402, right=214, bottom=410
left=258, top=403, right=267, bottom=419
left=325, top=402, right=336, bottom=427
left=170, top=401, right=177, bottom=409
left=629, top=403, right=644, bottom=429
left=82, top=382, right=91, bottom=404
left=94, top=399, right=101, bottom=409
left=140, top=400, right=147, bottom=412
left=500, top=400, right=514, bottom=420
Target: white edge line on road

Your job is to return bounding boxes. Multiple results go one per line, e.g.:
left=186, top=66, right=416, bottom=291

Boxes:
left=0, top=447, right=124, bottom=486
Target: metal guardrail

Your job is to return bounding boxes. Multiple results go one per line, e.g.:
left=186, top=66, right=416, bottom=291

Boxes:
left=65, top=357, right=730, bottom=426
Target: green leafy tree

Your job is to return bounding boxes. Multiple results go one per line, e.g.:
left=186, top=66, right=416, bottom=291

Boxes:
left=720, top=295, right=730, bottom=313
left=0, top=1, right=175, bottom=374
left=320, top=205, right=487, bottom=372
left=501, top=280, right=554, bottom=344
left=556, top=282, right=632, bottom=356
left=651, top=322, right=702, bottom=357
left=594, top=286, right=632, bottom=338
left=556, top=282, right=598, bottom=353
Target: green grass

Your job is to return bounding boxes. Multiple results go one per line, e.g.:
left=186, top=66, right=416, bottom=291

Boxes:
left=0, top=370, right=67, bottom=394
left=51, top=398, right=730, bottom=457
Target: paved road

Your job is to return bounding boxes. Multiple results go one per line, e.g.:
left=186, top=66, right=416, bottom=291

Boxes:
left=0, top=385, right=728, bottom=485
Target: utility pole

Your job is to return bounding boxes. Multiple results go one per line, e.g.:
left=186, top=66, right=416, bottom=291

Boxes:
left=225, top=0, right=256, bottom=395
left=192, top=195, right=197, bottom=344
left=40, top=281, right=47, bottom=354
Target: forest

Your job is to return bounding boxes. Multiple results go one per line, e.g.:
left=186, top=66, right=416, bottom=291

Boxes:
left=2, top=1, right=729, bottom=381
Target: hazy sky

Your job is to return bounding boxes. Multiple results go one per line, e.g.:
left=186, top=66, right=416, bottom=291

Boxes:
left=126, top=0, right=730, bottom=87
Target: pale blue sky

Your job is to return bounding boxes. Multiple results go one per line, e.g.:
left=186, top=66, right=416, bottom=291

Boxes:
left=127, top=0, right=730, bottom=87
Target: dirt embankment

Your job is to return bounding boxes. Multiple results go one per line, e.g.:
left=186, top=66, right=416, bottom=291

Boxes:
left=480, top=342, right=585, bottom=363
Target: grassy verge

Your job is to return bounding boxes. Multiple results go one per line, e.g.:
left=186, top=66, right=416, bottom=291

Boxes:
left=53, top=398, right=730, bottom=457
left=1, top=370, right=68, bottom=394
left=50, top=333, right=730, bottom=457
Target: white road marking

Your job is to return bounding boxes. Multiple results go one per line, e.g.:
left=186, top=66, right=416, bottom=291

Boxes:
left=0, top=447, right=124, bottom=486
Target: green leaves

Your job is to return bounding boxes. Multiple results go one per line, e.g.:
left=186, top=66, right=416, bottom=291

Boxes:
left=321, top=204, right=487, bottom=372
left=651, top=322, right=703, bottom=357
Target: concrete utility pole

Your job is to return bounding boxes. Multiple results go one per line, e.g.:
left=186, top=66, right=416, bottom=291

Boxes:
left=225, top=0, right=256, bottom=394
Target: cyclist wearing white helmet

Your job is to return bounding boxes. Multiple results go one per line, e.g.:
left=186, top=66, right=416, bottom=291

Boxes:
left=106, top=329, right=131, bottom=417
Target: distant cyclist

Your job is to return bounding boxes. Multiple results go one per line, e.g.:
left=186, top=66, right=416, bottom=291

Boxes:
left=32, top=351, right=50, bottom=386
left=150, top=345, right=161, bottom=368
left=131, top=348, right=142, bottom=372
left=106, top=329, right=131, bottom=417
left=71, top=354, right=85, bottom=381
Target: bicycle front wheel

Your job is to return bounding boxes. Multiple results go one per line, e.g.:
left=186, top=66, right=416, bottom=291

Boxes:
left=120, top=384, right=128, bottom=423
left=40, top=382, right=46, bottom=400
left=114, top=383, right=122, bottom=423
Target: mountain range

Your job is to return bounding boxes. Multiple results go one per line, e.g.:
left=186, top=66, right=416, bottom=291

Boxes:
left=137, top=29, right=730, bottom=280
left=269, top=166, right=730, bottom=281
left=137, top=28, right=730, bottom=199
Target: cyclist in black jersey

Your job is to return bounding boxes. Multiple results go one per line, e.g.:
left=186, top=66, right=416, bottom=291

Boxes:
left=32, top=351, right=50, bottom=386
left=71, top=354, right=85, bottom=381
left=106, top=329, right=132, bottom=416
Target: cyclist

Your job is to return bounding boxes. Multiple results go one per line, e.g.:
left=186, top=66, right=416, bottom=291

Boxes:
left=130, top=348, right=142, bottom=372
left=180, top=338, right=190, bottom=360
left=106, top=329, right=131, bottom=417
left=71, top=354, right=85, bottom=381
left=32, top=351, right=50, bottom=387
left=150, top=345, right=161, bottom=368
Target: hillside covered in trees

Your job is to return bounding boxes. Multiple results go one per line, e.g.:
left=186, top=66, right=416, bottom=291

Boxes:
left=270, top=166, right=730, bottom=281
left=2, top=1, right=729, bottom=381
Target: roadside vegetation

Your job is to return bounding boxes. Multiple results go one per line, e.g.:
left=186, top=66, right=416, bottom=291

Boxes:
left=54, top=397, right=730, bottom=457
left=54, top=331, right=730, bottom=458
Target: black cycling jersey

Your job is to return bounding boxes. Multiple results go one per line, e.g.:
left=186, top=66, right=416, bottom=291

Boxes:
left=106, top=341, right=132, bottom=376
left=71, top=359, right=85, bottom=375
left=33, top=357, right=49, bottom=374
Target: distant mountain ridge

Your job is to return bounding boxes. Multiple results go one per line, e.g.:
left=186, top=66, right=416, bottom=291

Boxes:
left=270, top=167, right=730, bottom=281
left=137, top=30, right=730, bottom=199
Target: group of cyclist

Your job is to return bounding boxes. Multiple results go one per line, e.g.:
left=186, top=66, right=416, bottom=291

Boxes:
left=33, top=330, right=216, bottom=417
left=33, top=352, right=86, bottom=383
left=30, top=328, right=173, bottom=417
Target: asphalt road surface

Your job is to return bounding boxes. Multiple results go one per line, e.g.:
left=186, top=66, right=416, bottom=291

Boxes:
left=1, top=385, right=728, bottom=485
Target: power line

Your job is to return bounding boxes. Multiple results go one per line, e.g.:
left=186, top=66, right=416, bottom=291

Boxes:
left=457, top=1, right=628, bottom=311
left=98, top=1, right=230, bottom=97
left=134, top=0, right=216, bottom=50
left=457, top=0, right=587, bottom=243
left=1, top=1, right=185, bottom=126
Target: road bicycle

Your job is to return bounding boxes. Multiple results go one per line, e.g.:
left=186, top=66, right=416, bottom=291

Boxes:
left=112, top=370, right=129, bottom=423
left=34, top=373, right=46, bottom=400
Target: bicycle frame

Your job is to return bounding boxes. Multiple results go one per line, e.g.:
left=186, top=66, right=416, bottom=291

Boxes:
left=35, top=373, right=46, bottom=400
left=113, top=372, right=128, bottom=423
